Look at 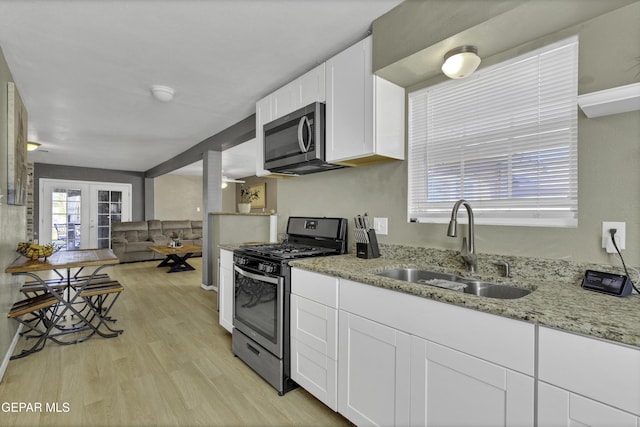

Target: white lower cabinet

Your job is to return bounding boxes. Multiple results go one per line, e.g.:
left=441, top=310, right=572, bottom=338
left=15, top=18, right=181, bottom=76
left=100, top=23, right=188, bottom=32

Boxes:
left=338, top=311, right=411, bottom=427
left=290, top=294, right=338, bottom=410
left=290, top=269, right=339, bottom=410
left=289, top=272, right=638, bottom=427
left=538, top=326, right=640, bottom=426
left=410, top=336, right=534, bottom=426
left=538, top=382, right=638, bottom=427
left=218, top=249, right=234, bottom=333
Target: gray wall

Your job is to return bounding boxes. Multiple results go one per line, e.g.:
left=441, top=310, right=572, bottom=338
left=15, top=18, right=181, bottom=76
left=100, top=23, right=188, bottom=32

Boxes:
left=33, top=163, right=145, bottom=239
left=0, top=46, right=26, bottom=369
left=277, top=3, right=640, bottom=267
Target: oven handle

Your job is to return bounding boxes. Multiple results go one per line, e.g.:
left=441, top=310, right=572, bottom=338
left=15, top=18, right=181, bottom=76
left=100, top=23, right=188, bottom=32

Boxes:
left=234, top=265, right=281, bottom=285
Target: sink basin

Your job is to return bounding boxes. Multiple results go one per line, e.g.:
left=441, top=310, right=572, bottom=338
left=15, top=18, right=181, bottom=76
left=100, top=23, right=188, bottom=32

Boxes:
left=376, top=268, right=458, bottom=283
left=457, top=280, right=531, bottom=299
left=376, top=268, right=531, bottom=299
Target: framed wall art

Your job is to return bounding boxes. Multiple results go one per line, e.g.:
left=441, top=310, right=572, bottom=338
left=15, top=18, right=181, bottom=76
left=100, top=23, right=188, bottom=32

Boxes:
left=250, top=182, right=266, bottom=209
left=7, top=82, right=28, bottom=206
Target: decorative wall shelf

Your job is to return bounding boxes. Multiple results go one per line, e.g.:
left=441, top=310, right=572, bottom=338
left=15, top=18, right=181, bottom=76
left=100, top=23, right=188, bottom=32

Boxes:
left=577, top=82, right=640, bottom=118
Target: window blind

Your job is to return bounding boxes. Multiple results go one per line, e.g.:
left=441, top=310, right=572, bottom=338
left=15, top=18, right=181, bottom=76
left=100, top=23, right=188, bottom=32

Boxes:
left=408, top=36, right=578, bottom=227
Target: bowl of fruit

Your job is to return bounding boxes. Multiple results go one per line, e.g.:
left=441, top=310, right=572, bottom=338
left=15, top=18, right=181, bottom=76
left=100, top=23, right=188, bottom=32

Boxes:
left=17, top=242, right=59, bottom=261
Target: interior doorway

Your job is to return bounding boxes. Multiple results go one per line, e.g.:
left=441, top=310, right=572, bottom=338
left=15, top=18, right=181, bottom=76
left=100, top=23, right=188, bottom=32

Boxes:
left=39, top=179, right=132, bottom=250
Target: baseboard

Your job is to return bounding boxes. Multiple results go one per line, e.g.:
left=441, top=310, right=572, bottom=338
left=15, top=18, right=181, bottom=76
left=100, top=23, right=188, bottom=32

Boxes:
left=0, top=324, right=23, bottom=383
left=200, top=283, right=216, bottom=291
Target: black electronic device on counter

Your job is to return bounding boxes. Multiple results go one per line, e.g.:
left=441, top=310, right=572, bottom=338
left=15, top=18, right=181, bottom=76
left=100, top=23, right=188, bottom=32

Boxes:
left=581, top=269, right=633, bottom=297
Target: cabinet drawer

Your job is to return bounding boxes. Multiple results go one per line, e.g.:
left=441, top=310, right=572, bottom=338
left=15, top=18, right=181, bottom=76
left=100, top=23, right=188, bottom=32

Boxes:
left=291, top=295, right=337, bottom=358
left=539, top=326, right=640, bottom=416
left=291, top=268, right=338, bottom=308
left=291, top=338, right=337, bottom=411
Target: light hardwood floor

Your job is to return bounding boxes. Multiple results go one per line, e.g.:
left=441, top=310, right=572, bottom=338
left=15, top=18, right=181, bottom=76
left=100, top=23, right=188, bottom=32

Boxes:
left=1, top=258, right=350, bottom=426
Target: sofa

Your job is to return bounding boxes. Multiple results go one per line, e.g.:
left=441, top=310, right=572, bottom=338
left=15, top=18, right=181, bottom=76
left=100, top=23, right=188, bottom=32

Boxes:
left=111, top=220, right=203, bottom=263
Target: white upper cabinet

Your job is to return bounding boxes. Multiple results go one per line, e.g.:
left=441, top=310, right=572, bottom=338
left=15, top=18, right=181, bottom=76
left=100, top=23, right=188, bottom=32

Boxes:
left=270, top=79, right=297, bottom=121
left=255, top=96, right=272, bottom=177
left=255, top=64, right=326, bottom=177
left=298, top=63, right=326, bottom=107
left=326, top=36, right=405, bottom=166
left=271, top=64, right=326, bottom=119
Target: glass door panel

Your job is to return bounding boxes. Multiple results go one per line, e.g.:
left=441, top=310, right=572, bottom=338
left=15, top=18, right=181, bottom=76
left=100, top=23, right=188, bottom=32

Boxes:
left=51, top=187, right=82, bottom=251
left=96, top=190, right=125, bottom=249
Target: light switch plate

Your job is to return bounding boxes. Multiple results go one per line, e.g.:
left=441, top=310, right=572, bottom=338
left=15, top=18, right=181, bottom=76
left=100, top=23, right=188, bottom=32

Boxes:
left=374, top=217, right=388, bottom=235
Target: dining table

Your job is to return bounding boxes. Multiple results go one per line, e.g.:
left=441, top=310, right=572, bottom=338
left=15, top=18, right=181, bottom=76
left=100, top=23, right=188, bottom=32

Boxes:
left=5, top=248, right=123, bottom=358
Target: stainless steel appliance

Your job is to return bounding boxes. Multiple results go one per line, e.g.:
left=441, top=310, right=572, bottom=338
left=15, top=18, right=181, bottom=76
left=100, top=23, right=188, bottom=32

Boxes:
left=263, top=102, right=344, bottom=175
left=232, top=216, right=348, bottom=395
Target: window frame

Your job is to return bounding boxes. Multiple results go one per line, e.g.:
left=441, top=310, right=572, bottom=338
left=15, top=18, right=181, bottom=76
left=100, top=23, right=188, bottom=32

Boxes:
left=407, top=36, right=579, bottom=228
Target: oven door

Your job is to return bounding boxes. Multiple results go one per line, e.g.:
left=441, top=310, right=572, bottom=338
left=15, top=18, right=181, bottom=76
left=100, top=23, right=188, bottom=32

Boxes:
left=233, top=265, right=283, bottom=358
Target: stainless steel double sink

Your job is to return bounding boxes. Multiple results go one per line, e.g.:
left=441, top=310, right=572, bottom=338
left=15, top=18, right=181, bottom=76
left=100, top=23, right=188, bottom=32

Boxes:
left=376, top=268, right=532, bottom=299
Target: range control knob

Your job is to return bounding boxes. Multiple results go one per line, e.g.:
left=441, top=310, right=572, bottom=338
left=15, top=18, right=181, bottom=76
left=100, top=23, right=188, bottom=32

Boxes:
left=259, top=263, right=276, bottom=273
left=234, top=256, right=248, bottom=266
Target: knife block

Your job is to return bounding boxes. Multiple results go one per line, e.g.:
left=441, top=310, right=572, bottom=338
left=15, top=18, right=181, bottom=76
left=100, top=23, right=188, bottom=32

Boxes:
left=356, top=229, right=380, bottom=259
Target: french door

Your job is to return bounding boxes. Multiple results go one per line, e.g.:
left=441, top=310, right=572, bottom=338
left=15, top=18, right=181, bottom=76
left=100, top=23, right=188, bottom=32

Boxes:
left=40, top=179, right=132, bottom=250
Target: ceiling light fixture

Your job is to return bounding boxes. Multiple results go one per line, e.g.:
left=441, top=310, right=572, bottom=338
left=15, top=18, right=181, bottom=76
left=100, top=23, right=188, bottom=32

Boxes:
left=441, top=46, right=481, bottom=79
left=150, top=85, right=175, bottom=102
left=27, top=141, right=41, bottom=151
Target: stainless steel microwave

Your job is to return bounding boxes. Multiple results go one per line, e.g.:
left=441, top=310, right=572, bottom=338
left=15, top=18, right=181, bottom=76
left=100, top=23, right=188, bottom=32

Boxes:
left=263, top=102, right=343, bottom=175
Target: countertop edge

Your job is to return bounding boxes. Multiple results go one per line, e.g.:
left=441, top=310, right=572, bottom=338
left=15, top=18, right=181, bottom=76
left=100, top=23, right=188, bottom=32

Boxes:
left=289, top=255, right=640, bottom=349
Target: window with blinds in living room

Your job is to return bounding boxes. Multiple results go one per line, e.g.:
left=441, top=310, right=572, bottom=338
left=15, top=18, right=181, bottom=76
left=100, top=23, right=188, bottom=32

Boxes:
left=408, top=36, right=579, bottom=227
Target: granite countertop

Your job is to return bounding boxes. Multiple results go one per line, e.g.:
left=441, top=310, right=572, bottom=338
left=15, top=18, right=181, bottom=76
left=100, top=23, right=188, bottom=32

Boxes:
left=289, top=247, right=640, bottom=349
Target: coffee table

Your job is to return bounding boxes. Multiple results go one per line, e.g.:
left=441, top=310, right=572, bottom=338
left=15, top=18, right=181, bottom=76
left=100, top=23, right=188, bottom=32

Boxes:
left=148, top=244, right=201, bottom=273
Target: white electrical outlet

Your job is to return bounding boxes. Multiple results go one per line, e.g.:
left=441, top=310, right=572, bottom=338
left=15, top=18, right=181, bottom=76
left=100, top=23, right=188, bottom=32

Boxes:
left=602, top=221, right=626, bottom=253
left=374, top=217, right=388, bottom=235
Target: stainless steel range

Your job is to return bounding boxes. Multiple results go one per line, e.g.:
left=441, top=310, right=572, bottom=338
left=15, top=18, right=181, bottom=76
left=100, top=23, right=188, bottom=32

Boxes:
left=232, top=216, right=347, bottom=395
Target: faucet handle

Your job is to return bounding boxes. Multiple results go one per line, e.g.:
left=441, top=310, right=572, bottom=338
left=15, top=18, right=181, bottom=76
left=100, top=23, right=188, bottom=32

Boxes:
left=494, top=261, right=511, bottom=278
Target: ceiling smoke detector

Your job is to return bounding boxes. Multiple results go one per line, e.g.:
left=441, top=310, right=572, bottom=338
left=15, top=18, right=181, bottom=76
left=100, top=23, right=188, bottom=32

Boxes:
left=150, top=85, right=175, bottom=102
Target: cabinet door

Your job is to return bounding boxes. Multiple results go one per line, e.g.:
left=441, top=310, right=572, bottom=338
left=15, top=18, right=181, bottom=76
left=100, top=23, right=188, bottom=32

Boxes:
left=291, top=294, right=337, bottom=358
left=539, top=326, right=640, bottom=416
left=338, top=311, right=410, bottom=426
left=538, top=382, right=638, bottom=427
left=271, top=80, right=297, bottom=120
left=290, top=295, right=337, bottom=411
left=218, top=249, right=234, bottom=333
left=255, top=96, right=271, bottom=177
left=410, top=337, right=534, bottom=427
left=299, top=63, right=326, bottom=105
left=326, top=36, right=373, bottom=163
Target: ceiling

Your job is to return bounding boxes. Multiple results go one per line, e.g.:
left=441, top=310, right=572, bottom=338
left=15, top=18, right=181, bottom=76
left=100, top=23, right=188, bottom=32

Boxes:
left=0, top=0, right=403, bottom=177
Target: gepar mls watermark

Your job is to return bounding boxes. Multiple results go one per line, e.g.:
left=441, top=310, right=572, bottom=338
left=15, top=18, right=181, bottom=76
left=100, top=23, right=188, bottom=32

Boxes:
left=2, top=401, right=70, bottom=413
